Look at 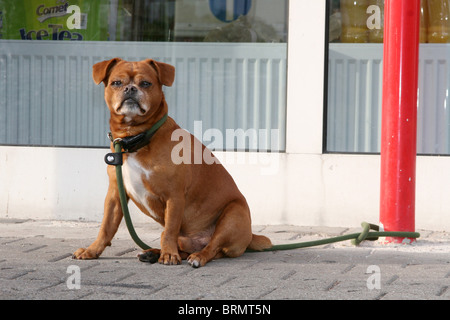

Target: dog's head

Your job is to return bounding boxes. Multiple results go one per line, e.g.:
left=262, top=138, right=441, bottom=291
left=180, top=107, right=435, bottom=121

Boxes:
left=92, top=58, right=175, bottom=122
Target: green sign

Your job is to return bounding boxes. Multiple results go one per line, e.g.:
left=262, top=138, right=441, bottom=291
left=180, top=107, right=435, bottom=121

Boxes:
left=0, top=0, right=109, bottom=40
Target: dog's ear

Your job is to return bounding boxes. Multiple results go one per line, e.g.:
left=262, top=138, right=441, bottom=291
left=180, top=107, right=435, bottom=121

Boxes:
left=145, top=59, right=175, bottom=87
left=92, top=58, right=122, bottom=85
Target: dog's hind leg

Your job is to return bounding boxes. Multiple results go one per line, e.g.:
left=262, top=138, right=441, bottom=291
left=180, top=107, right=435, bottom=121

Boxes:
left=186, top=200, right=252, bottom=268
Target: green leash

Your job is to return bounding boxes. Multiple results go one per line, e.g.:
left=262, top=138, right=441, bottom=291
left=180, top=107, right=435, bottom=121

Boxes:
left=248, top=222, right=420, bottom=252
left=106, top=117, right=420, bottom=253
left=114, top=149, right=152, bottom=250
left=106, top=114, right=169, bottom=251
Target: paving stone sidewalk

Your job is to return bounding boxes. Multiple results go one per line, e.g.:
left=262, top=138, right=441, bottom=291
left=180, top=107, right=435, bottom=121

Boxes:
left=0, top=219, right=449, bottom=300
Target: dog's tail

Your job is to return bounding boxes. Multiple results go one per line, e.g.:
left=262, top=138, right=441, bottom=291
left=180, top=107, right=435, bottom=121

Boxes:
left=247, top=234, right=272, bottom=251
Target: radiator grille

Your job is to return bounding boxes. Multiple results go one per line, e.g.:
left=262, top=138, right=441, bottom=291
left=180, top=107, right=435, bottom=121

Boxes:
left=0, top=41, right=287, bottom=151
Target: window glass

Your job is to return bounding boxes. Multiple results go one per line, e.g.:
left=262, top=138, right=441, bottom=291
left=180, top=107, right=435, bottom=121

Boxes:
left=0, top=0, right=110, bottom=40
left=0, top=0, right=287, bottom=151
left=326, top=0, right=450, bottom=155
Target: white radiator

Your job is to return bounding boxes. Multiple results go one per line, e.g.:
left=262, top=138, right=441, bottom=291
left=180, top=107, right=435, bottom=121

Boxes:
left=0, top=40, right=286, bottom=151
left=328, top=43, right=450, bottom=154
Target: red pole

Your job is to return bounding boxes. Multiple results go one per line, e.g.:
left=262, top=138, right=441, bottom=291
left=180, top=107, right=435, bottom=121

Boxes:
left=380, top=0, right=420, bottom=243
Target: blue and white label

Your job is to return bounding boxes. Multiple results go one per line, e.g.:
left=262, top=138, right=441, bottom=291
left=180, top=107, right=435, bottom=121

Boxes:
left=209, top=0, right=252, bottom=23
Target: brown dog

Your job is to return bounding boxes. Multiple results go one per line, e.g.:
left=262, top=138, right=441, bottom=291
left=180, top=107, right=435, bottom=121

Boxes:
left=73, top=58, right=272, bottom=267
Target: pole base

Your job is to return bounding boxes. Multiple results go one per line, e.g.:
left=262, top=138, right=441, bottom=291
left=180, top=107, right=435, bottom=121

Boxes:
left=381, top=237, right=417, bottom=244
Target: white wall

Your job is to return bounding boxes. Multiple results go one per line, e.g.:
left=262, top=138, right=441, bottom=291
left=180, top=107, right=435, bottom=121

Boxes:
left=1, top=0, right=450, bottom=231
left=2, top=146, right=449, bottom=231
left=0, top=147, right=108, bottom=222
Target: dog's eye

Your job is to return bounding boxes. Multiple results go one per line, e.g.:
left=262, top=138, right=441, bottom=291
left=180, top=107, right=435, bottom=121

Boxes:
left=140, top=81, right=152, bottom=88
left=111, top=80, right=122, bottom=87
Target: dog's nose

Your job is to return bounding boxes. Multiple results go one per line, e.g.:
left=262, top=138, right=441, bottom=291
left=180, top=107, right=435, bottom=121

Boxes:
left=124, top=85, right=137, bottom=94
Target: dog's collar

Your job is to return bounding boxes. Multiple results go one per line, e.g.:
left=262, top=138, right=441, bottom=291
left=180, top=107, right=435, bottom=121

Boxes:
left=107, top=113, right=168, bottom=153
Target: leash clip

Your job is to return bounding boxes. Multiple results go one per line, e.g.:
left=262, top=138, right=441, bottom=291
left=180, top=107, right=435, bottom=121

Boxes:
left=106, top=132, right=125, bottom=166
left=108, top=132, right=124, bottom=146
left=104, top=152, right=123, bottom=166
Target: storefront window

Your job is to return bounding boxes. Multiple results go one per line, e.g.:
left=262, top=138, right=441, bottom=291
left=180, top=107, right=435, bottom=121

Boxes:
left=0, top=0, right=287, bottom=151
left=326, top=0, right=450, bottom=155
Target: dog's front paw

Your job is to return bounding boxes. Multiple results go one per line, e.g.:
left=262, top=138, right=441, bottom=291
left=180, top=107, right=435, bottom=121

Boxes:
left=187, top=253, right=207, bottom=268
left=158, top=251, right=181, bottom=265
left=72, top=248, right=99, bottom=260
